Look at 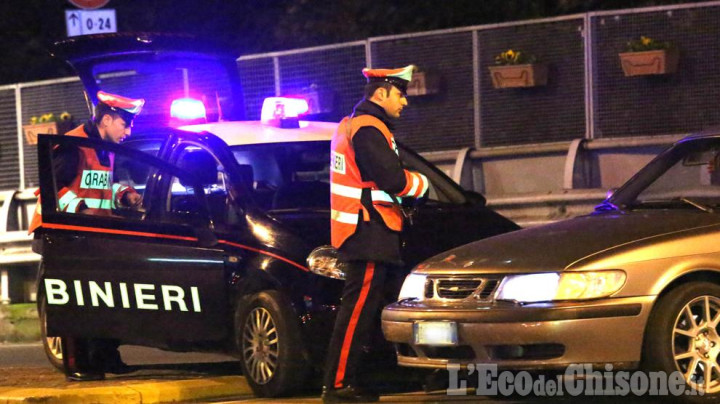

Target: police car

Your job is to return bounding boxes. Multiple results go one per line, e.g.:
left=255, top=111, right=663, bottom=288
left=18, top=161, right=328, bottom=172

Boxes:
left=36, top=33, right=519, bottom=397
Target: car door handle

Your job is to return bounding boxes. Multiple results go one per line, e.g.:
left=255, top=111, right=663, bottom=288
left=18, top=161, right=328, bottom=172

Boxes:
left=226, top=255, right=245, bottom=284
left=226, top=255, right=242, bottom=263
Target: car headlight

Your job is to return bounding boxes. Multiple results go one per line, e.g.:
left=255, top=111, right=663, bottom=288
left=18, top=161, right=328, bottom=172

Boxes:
left=306, top=245, right=345, bottom=280
left=398, top=273, right=428, bottom=301
left=495, top=270, right=626, bottom=303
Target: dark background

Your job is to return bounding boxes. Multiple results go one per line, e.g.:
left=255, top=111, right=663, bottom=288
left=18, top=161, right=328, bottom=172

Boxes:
left=0, top=0, right=708, bottom=86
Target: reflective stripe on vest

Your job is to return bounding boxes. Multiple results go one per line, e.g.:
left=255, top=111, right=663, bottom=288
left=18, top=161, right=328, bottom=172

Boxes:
left=331, top=209, right=359, bottom=225
left=66, top=197, right=84, bottom=213
left=58, top=190, right=78, bottom=212
left=400, top=171, right=429, bottom=198
left=84, top=198, right=113, bottom=210
left=330, top=183, right=395, bottom=204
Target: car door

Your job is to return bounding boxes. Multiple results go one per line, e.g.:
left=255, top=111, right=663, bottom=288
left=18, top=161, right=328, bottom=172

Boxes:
left=36, top=134, right=230, bottom=345
left=398, top=145, right=520, bottom=269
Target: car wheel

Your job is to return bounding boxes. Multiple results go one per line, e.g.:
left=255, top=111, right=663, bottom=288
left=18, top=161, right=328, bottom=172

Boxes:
left=235, top=290, right=308, bottom=397
left=39, top=295, right=64, bottom=371
left=644, top=281, right=720, bottom=400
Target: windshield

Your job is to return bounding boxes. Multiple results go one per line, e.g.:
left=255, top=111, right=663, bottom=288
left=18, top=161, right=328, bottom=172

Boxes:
left=609, top=137, right=720, bottom=211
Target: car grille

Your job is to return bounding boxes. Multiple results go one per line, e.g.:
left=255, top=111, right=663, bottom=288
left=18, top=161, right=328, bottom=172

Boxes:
left=425, top=276, right=501, bottom=301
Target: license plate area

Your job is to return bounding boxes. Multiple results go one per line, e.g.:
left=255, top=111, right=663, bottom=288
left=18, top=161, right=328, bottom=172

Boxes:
left=413, top=321, right=458, bottom=346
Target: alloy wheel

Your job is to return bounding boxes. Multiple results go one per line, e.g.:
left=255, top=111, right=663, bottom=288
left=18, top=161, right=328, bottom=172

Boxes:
left=46, top=336, right=63, bottom=360
left=672, top=295, right=720, bottom=394
left=242, top=307, right=279, bottom=385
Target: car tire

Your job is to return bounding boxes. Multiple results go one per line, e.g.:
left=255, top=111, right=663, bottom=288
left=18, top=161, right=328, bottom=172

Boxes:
left=235, top=290, right=308, bottom=397
left=39, top=294, right=65, bottom=371
left=643, top=281, right=720, bottom=400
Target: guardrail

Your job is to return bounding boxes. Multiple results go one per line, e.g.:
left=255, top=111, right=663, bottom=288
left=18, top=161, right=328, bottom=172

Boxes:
left=421, top=133, right=684, bottom=227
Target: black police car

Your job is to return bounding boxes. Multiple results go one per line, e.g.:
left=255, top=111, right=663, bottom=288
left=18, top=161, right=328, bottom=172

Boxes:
left=36, top=34, right=519, bottom=397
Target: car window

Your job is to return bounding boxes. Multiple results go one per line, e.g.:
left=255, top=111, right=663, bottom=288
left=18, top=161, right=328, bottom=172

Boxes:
left=167, top=145, right=237, bottom=225
left=636, top=149, right=720, bottom=205
left=398, top=145, right=466, bottom=204
left=613, top=139, right=720, bottom=209
left=231, top=141, right=330, bottom=211
left=120, top=139, right=163, bottom=157
left=42, top=135, right=208, bottom=226
left=113, top=152, right=152, bottom=205
left=113, top=139, right=164, bottom=198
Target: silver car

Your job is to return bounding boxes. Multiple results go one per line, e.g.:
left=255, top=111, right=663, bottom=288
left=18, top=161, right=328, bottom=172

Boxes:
left=382, top=130, right=720, bottom=399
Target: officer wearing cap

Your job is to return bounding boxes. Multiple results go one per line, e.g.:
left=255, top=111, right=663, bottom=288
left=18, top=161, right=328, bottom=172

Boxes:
left=324, top=66, right=429, bottom=403
left=29, top=90, right=145, bottom=380
left=29, top=90, right=144, bottom=233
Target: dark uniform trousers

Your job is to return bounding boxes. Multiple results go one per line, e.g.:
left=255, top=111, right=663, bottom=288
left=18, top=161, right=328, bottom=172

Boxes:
left=323, top=260, right=388, bottom=389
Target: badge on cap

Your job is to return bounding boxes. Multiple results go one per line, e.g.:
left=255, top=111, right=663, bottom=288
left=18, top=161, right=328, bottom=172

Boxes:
left=97, top=91, right=145, bottom=115
left=362, top=65, right=415, bottom=94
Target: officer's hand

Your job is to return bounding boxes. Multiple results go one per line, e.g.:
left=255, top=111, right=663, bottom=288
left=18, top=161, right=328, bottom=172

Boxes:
left=123, top=192, right=142, bottom=209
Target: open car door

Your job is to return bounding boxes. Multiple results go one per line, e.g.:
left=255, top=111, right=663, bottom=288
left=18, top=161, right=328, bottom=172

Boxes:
left=36, top=134, right=230, bottom=346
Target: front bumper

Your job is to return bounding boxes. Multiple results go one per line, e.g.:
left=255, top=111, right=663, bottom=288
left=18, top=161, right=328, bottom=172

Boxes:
left=381, top=296, right=654, bottom=370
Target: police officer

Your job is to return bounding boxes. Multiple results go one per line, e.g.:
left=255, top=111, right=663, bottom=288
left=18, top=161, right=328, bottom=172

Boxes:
left=29, top=91, right=144, bottom=233
left=323, top=65, right=428, bottom=403
left=30, top=91, right=145, bottom=381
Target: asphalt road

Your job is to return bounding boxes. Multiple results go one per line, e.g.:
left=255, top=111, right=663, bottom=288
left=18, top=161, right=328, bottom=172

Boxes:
left=0, top=344, right=672, bottom=403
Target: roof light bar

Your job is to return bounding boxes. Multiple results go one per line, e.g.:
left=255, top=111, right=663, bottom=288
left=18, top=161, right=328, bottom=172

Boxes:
left=261, top=97, right=309, bottom=128
left=171, top=98, right=207, bottom=121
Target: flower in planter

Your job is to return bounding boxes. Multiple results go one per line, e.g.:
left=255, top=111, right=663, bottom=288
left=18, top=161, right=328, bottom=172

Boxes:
left=30, top=111, right=72, bottom=124
left=625, top=36, right=673, bottom=52
left=620, top=36, right=678, bottom=76
left=59, top=112, right=73, bottom=122
left=489, top=50, right=547, bottom=88
left=494, top=49, right=537, bottom=65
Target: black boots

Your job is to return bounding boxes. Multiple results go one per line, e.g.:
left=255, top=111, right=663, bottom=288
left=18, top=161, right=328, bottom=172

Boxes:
left=321, top=385, right=379, bottom=403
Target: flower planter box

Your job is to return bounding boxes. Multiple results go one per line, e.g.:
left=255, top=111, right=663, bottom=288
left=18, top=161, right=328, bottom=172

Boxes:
left=22, top=122, right=73, bottom=145
left=619, top=49, right=679, bottom=76
left=488, top=64, right=547, bottom=89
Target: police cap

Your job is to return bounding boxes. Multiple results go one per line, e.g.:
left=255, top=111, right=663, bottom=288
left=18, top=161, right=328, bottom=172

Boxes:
left=96, top=91, right=145, bottom=124
left=362, top=65, right=415, bottom=94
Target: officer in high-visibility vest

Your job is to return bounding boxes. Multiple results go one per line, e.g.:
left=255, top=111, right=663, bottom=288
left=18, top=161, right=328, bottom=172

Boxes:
left=30, top=91, right=144, bottom=381
left=29, top=91, right=144, bottom=234
left=323, top=65, right=428, bottom=403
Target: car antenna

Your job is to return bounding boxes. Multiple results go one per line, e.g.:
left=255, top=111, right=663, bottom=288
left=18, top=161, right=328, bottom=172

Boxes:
left=83, top=91, right=93, bottom=118
left=215, top=91, right=224, bottom=121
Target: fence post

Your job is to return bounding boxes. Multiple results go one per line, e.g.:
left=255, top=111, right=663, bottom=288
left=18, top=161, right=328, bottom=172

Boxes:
left=583, top=14, right=595, bottom=140
left=473, top=30, right=482, bottom=149
left=14, top=85, right=25, bottom=190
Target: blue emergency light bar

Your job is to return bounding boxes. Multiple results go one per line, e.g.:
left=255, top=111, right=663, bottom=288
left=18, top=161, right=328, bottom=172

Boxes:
left=170, top=98, right=207, bottom=121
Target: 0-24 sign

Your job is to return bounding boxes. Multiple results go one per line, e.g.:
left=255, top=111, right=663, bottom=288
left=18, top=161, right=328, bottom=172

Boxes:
left=66, top=9, right=117, bottom=37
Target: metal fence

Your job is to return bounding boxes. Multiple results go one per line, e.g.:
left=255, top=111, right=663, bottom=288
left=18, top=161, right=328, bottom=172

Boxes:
left=238, top=2, right=720, bottom=151
left=2, top=2, right=720, bottom=191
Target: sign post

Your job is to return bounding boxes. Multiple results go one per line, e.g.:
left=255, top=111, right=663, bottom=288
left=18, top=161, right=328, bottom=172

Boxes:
left=66, top=9, right=117, bottom=37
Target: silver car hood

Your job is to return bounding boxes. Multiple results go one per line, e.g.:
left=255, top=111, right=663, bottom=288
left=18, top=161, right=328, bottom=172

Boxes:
left=416, top=210, right=720, bottom=274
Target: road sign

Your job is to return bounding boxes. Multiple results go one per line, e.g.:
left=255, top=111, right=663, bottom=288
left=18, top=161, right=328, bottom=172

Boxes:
left=68, top=0, right=110, bottom=10
left=66, top=9, right=116, bottom=37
